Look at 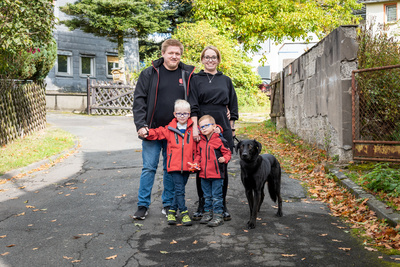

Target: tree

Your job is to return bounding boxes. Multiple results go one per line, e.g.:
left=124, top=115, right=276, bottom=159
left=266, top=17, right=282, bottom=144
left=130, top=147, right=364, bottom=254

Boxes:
left=192, top=0, right=362, bottom=52
left=171, top=21, right=268, bottom=110
left=60, top=0, right=173, bottom=69
left=0, top=0, right=56, bottom=78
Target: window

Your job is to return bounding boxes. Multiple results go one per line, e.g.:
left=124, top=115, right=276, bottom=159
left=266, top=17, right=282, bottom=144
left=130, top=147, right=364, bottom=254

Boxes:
left=80, top=55, right=95, bottom=77
left=107, top=55, right=119, bottom=76
left=386, top=4, right=397, bottom=23
left=56, top=51, right=72, bottom=76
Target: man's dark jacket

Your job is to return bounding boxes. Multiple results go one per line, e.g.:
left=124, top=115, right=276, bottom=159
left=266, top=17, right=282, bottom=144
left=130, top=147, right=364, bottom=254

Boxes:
left=132, top=57, right=195, bottom=130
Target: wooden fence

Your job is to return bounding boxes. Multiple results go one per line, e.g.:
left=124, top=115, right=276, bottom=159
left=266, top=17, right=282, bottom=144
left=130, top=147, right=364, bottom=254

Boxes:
left=0, top=79, right=46, bottom=146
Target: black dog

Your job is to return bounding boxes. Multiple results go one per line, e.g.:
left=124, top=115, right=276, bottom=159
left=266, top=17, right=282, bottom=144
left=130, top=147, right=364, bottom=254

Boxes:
left=236, top=139, right=283, bottom=229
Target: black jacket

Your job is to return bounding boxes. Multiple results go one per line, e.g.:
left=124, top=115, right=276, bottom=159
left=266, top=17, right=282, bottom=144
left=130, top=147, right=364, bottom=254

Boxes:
left=132, top=58, right=195, bottom=130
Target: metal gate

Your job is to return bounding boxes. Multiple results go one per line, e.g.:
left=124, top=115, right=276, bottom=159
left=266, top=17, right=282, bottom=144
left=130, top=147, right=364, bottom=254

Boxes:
left=352, top=65, right=400, bottom=162
left=87, top=78, right=135, bottom=115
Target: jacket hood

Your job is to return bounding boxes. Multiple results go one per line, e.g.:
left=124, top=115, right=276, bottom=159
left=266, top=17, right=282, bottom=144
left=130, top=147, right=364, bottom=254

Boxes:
left=152, top=57, right=195, bottom=73
left=197, top=70, right=223, bottom=76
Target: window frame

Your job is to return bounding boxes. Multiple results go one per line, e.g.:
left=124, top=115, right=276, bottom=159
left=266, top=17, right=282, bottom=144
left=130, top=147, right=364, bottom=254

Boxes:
left=385, top=3, right=397, bottom=23
left=55, top=51, right=73, bottom=77
left=79, top=54, right=96, bottom=78
left=106, top=55, right=119, bottom=78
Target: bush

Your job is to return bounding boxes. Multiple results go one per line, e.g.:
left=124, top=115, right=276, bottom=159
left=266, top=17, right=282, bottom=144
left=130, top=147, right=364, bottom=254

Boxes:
left=360, top=163, right=400, bottom=197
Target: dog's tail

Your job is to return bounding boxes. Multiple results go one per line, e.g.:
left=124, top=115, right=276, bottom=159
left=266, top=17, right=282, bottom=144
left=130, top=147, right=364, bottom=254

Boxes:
left=267, top=158, right=281, bottom=203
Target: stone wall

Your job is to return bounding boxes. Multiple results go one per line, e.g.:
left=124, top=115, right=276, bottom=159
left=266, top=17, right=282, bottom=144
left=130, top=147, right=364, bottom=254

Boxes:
left=282, top=26, right=358, bottom=162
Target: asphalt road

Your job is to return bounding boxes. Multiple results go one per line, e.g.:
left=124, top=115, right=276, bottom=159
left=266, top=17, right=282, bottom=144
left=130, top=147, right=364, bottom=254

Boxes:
left=0, top=112, right=398, bottom=267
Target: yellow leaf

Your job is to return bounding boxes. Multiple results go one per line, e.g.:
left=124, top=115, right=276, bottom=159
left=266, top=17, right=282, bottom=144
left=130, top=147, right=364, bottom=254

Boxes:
left=71, top=260, right=81, bottom=263
left=170, top=240, right=178, bottom=244
left=0, top=235, right=6, bottom=238
left=86, top=193, right=97, bottom=196
left=221, top=233, right=230, bottom=236
left=282, top=254, right=296, bottom=257
left=78, top=233, right=93, bottom=236
left=106, top=255, right=117, bottom=260
left=338, top=247, right=351, bottom=251
left=26, top=205, right=35, bottom=209
left=1, top=252, right=10, bottom=256
left=63, top=256, right=73, bottom=260
left=160, top=251, right=169, bottom=254
left=193, top=240, right=198, bottom=244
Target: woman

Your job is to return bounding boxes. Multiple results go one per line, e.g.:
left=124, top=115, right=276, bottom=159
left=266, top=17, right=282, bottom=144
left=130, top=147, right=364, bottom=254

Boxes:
left=189, top=46, right=239, bottom=221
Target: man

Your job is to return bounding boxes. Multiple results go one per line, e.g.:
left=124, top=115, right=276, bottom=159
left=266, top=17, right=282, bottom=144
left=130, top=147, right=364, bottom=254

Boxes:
left=132, top=39, right=195, bottom=220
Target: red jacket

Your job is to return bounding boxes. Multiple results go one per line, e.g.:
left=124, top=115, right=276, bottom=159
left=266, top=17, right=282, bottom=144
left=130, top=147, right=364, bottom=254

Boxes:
left=194, top=132, right=231, bottom=179
left=146, top=118, right=196, bottom=172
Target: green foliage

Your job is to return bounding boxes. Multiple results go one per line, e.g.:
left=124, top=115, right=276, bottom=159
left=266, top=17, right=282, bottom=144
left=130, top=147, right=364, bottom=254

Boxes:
left=192, top=0, right=362, bottom=52
left=356, top=22, right=400, bottom=141
left=0, top=0, right=56, bottom=79
left=60, top=0, right=173, bottom=63
left=360, top=163, right=400, bottom=197
left=171, top=21, right=267, bottom=109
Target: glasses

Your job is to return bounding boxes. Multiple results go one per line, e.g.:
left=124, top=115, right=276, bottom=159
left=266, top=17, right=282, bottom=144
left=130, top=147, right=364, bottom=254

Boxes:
left=200, top=123, right=214, bottom=130
left=175, top=112, right=190, bottom=117
left=204, top=56, right=218, bottom=61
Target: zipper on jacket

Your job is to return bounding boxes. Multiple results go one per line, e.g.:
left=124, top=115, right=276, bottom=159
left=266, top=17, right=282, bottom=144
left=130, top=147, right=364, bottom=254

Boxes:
left=168, top=152, right=172, bottom=168
left=186, top=130, right=191, bottom=144
left=213, top=149, right=220, bottom=175
left=175, top=133, right=179, bottom=144
left=181, top=136, right=184, bottom=173
left=149, top=64, right=160, bottom=128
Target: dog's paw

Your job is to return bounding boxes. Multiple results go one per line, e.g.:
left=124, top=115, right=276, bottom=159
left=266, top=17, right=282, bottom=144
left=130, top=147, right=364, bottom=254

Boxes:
left=276, top=210, right=283, bottom=217
left=247, top=221, right=256, bottom=229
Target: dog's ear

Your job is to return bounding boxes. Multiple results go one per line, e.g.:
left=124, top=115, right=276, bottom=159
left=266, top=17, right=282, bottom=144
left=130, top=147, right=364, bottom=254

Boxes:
left=254, top=139, right=262, bottom=154
left=235, top=141, right=241, bottom=154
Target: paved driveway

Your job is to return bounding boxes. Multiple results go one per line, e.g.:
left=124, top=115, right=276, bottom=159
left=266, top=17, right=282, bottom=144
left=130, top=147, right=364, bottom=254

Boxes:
left=0, top=113, right=397, bottom=266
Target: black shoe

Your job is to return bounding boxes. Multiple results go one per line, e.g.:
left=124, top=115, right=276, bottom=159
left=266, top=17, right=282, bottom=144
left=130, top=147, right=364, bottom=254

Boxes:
left=200, top=211, right=213, bottom=224
left=162, top=206, right=170, bottom=217
left=223, top=208, right=231, bottom=221
left=208, top=213, right=224, bottom=227
left=133, top=206, right=148, bottom=220
left=192, top=198, right=204, bottom=221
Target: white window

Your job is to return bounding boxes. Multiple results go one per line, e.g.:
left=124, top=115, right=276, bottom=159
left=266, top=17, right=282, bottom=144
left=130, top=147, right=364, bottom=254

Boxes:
left=80, top=55, right=95, bottom=77
left=386, top=4, right=397, bottom=22
left=56, top=51, right=72, bottom=76
left=107, top=55, right=119, bottom=77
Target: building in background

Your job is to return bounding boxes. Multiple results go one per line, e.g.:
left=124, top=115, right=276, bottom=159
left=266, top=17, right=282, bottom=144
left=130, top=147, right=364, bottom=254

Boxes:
left=361, top=0, right=400, bottom=36
left=46, top=0, right=139, bottom=92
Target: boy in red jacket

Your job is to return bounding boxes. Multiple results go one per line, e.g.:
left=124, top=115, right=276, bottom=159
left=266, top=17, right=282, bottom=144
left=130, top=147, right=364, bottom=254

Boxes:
left=144, top=99, right=196, bottom=226
left=193, top=115, right=231, bottom=227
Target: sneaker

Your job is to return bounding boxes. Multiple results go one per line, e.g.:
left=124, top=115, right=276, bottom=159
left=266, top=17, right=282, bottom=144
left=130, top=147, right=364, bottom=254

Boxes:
left=199, top=211, right=213, bottom=224
left=181, top=210, right=192, bottom=226
left=133, top=206, right=148, bottom=220
left=167, top=210, right=177, bottom=225
left=208, top=213, right=224, bottom=227
left=162, top=206, right=170, bottom=217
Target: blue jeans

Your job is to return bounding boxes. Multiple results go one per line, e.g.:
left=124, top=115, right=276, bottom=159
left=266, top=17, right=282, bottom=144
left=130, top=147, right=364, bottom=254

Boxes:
left=201, top=178, right=224, bottom=214
left=137, top=139, right=174, bottom=208
left=170, top=171, right=189, bottom=212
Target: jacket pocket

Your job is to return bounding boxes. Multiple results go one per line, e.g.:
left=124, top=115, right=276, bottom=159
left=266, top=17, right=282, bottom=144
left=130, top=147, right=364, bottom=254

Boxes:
left=168, top=153, right=172, bottom=168
left=214, top=160, right=219, bottom=175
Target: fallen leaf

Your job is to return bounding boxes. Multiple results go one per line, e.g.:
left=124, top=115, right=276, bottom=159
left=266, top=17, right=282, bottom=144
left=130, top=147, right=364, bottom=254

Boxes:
left=73, top=236, right=81, bottom=239
left=65, top=194, right=70, bottom=196
left=0, top=235, right=6, bottom=238
left=390, top=257, right=400, bottom=261
left=364, top=247, right=378, bottom=252
left=86, top=193, right=97, bottom=196
left=282, top=254, right=296, bottom=257
left=319, top=234, right=328, bottom=237
left=209, top=241, right=217, bottom=244
left=115, top=194, right=127, bottom=198
left=63, top=256, right=73, bottom=260
left=51, top=219, right=57, bottom=222
left=78, top=233, right=93, bottom=236
left=256, top=217, right=261, bottom=220
left=32, top=248, right=38, bottom=250
left=243, top=230, right=249, bottom=233
left=193, top=240, right=198, bottom=244
left=28, top=224, right=33, bottom=227
left=221, top=233, right=230, bottom=236
left=15, top=212, right=25, bottom=217
left=338, top=247, right=351, bottom=251
left=1, top=252, right=9, bottom=256
left=105, top=255, right=117, bottom=260
left=19, top=186, right=26, bottom=189
left=26, top=205, right=35, bottom=209
left=6, top=244, right=15, bottom=247
left=170, top=240, right=178, bottom=244
left=71, top=260, right=81, bottom=263
left=160, top=251, right=168, bottom=254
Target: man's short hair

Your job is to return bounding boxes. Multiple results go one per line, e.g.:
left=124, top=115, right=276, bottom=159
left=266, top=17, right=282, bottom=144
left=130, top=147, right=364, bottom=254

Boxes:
left=174, top=99, right=191, bottom=111
left=161, top=39, right=184, bottom=55
left=198, top=115, right=216, bottom=125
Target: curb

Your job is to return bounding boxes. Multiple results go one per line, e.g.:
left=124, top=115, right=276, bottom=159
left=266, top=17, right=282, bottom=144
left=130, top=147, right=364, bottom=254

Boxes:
left=0, top=138, right=80, bottom=182
left=326, top=166, right=400, bottom=228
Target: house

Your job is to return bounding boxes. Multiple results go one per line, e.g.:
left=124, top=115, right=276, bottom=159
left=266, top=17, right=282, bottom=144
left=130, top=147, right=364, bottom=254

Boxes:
left=46, top=0, right=139, bottom=92
left=361, top=0, right=400, bottom=35
left=251, top=35, right=318, bottom=83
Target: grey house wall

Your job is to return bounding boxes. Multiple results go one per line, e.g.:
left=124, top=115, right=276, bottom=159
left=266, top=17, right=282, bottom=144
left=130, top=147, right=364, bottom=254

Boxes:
left=282, top=26, right=358, bottom=161
left=45, top=0, right=139, bottom=93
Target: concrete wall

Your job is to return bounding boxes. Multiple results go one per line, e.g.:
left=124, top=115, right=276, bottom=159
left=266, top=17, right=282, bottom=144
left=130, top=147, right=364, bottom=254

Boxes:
left=46, top=91, right=87, bottom=113
left=282, top=26, right=358, bottom=162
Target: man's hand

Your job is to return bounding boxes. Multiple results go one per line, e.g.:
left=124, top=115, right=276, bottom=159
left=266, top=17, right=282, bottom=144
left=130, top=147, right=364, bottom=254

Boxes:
left=138, top=127, right=149, bottom=138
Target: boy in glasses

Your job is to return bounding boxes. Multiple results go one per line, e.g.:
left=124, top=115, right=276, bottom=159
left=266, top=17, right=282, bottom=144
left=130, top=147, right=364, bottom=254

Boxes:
left=191, top=115, right=231, bottom=227
left=143, top=99, right=196, bottom=226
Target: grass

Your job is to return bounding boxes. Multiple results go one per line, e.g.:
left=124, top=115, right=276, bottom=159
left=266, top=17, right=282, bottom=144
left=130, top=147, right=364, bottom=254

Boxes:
left=0, top=125, right=76, bottom=176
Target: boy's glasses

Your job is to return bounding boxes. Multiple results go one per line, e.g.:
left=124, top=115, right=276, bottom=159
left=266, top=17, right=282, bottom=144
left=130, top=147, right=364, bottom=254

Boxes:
left=200, top=123, right=214, bottom=130
left=175, top=112, right=190, bottom=117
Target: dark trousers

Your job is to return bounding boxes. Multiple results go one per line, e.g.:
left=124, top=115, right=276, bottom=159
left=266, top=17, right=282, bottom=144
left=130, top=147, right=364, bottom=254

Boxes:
left=196, top=164, right=228, bottom=209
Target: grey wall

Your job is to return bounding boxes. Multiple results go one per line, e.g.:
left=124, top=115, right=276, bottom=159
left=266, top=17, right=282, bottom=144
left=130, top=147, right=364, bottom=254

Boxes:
left=46, top=0, right=139, bottom=92
left=282, top=26, right=358, bottom=161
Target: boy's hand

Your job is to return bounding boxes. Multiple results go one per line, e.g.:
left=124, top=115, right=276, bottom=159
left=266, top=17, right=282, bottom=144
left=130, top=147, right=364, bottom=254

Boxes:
left=218, top=157, right=225, bottom=163
left=187, top=162, right=200, bottom=172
